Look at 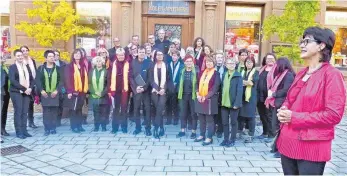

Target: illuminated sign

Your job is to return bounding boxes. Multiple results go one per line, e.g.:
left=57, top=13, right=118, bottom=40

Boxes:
left=325, top=11, right=347, bottom=26
left=148, top=1, right=189, bottom=15
left=226, top=6, right=262, bottom=21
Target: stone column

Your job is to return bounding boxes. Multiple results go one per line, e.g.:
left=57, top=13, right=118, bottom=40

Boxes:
left=120, top=1, right=132, bottom=47
left=204, top=2, right=218, bottom=49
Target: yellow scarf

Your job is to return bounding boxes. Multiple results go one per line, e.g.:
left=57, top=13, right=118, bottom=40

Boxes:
left=110, top=61, right=129, bottom=92
left=73, top=64, right=88, bottom=93
left=198, top=68, right=215, bottom=97
left=241, top=68, right=255, bottom=102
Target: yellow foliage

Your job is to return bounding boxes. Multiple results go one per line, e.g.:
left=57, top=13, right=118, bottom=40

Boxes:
left=8, top=46, right=71, bottom=63
left=14, top=0, right=95, bottom=62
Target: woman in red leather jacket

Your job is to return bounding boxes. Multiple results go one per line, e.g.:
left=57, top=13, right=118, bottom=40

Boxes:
left=276, top=27, right=346, bottom=175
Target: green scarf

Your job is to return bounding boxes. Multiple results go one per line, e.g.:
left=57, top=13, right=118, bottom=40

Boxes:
left=178, top=67, right=197, bottom=100
left=44, top=67, right=58, bottom=93
left=91, top=68, right=105, bottom=99
left=221, top=71, right=234, bottom=108
left=237, top=65, right=244, bottom=73
left=2, top=65, right=10, bottom=90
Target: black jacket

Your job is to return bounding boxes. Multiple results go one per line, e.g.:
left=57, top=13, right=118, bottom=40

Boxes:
left=149, top=63, right=169, bottom=93
left=129, top=58, right=153, bottom=94
left=221, top=71, right=243, bottom=108
left=272, top=72, right=295, bottom=108
left=9, top=64, right=34, bottom=93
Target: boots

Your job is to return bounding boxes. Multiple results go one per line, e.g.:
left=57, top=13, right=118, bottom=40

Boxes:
left=94, top=123, right=100, bottom=132
left=101, top=124, right=107, bottom=132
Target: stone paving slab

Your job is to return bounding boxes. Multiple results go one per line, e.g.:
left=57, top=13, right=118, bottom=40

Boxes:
left=1, top=113, right=347, bottom=175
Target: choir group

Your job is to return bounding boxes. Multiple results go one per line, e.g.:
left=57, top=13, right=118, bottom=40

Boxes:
left=1, top=26, right=346, bottom=175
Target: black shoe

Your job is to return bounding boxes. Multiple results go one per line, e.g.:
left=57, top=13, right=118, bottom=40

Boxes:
left=142, top=121, right=146, bottom=126
left=102, top=127, right=107, bottom=132
left=216, top=132, right=223, bottom=138
left=194, top=137, right=205, bottom=142
left=72, top=128, right=80, bottom=133
left=23, top=132, right=32, bottom=137
left=153, top=128, right=159, bottom=139
left=173, top=119, right=179, bottom=125
left=165, top=121, right=172, bottom=125
left=274, top=152, right=281, bottom=158
left=133, top=129, right=141, bottom=135
left=176, top=132, right=186, bottom=138
left=51, top=130, right=57, bottom=134
left=78, top=127, right=86, bottom=132
left=226, top=141, right=235, bottom=147
left=202, top=139, right=213, bottom=146
left=16, top=134, right=26, bottom=139
left=94, top=128, right=99, bottom=132
left=190, top=133, right=196, bottom=139
left=219, top=140, right=229, bottom=146
left=111, top=129, right=118, bottom=134
left=159, top=128, right=165, bottom=137
left=28, top=123, right=38, bottom=128
left=188, top=126, right=192, bottom=130
left=83, top=119, right=88, bottom=125
left=145, top=129, right=152, bottom=136
left=122, top=128, right=127, bottom=134
left=44, top=131, right=50, bottom=136
left=1, top=130, right=10, bottom=136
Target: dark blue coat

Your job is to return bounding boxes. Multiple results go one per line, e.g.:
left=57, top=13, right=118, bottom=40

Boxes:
left=167, top=60, right=184, bottom=93
left=239, top=69, right=259, bottom=118
left=221, top=71, right=243, bottom=109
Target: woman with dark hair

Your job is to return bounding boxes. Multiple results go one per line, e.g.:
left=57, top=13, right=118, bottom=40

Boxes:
left=78, top=48, right=92, bottom=72
left=20, top=45, right=38, bottom=129
left=150, top=50, right=168, bottom=138
left=264, top=57, right=295, bottom=158
left=195, top=57, right=221, bottom=146
left=199, top=45, right=214, bottom=72
left=1, top=54, right=10, bottom=136
left=237, top=49, right=248, bottom=73
left=193, top=37, right=205, bottom=68
left=257, top=53, right=276, bottom=139
left=9, top=49, right=34, bottom=139
left=238, top=56, right=259, bottom=143
left=64, top=49, right=89, bottom=133
left=276, top=27, right=346, bottom=175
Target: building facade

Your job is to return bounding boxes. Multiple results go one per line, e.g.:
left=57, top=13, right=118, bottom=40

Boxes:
left=6, top=0, right=347, bottom=67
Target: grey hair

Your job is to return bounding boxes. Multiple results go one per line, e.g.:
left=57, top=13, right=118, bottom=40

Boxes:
left=116, top=48, right=125, bottom=55
left=172, top=38, right=180, bottom=44
left=158, top=29, right=165, bottom=33
left=215, top=50, right=224, bottom=57
left=92, top=56, right=105, bottom=67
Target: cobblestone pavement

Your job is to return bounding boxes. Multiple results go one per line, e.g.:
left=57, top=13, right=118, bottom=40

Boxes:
left=1, top=112, right=347, bottom=176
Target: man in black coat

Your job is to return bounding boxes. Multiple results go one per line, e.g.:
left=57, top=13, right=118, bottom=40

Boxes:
left=154, top=29, right=170, bottom=55
left=129, top=47, right=153, bottom=136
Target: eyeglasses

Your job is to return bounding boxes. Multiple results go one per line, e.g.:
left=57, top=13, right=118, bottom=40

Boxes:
left=132, top=48, right=137, bottom=51
left=300, top=38, right=318, bottom=46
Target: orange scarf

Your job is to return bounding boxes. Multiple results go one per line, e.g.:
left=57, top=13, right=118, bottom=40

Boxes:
left=110, top=61, right=129, bottom=92
left=73, top=64, right=88, bottom=93
left=198, top=68, right=215, bottom=97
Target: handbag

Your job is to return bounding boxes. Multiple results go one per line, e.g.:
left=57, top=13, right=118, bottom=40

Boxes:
left=270, top=125, right=283, bottom=153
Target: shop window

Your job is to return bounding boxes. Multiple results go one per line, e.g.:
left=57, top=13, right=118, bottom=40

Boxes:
left=325, top=11, right=347, bottom=68
left=1, top=0, right=10, bottom=56
left=76, top=2, right=111, bottom=59
left=225, top=6, right=262, bottom=64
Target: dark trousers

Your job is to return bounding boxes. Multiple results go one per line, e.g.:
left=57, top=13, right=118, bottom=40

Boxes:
left=10, top=92, right=30, bottom=135
left=112, top=92, right=129, bottom=131
left=1, top=94, right=10, bottom=131
left=28, top=98, right=34, bottom=124
left=179, top=93, right=196, bottom=130
left=151, top=93, right=166, bottom=129
left=281, top=154, right=326, bottom=175
left=238, top=116, right=256, bottom=136
left=42, top=106, right=58, bottom=131
left=221, top=107, right=239, bottom=142
left=69, top=108, right=83, bottom=129
left=268, top=106, right=280, bottom=137
left=166, top=92, right=179, bottom=123
left=128, top=93, right=134, bottom=118
left=214, top=105, right=223, bottom=133
left=92, top=104, right=108, bottom=128
left=198, top=114, right=214, bottom=139
left=134, top=91, right=151, bottom=130
left=257, top=102, right=270, bottom=136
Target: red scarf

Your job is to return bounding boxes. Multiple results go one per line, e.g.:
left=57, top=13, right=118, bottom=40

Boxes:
left=264, top=69, right=288, bottom=108
left=259, top=64, right=276, bottom=89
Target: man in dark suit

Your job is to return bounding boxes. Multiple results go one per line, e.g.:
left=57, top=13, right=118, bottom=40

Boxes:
left=154, top=29, right=170, bottom=55
left=108, top=37, right=122, bottom=62
left=54, top=50, right=66, bottom=126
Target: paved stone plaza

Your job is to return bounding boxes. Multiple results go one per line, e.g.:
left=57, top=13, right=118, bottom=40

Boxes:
left=1, top=113, right=347, bottom=176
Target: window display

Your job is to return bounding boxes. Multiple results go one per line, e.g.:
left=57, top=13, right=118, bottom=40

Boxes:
left=1, top=0, right=10, bottom=56
left=76, top=2, right=111, bottom=59
left=325, top=11, right=347, bottom=68
left=225, top=6, right=262, bottom=63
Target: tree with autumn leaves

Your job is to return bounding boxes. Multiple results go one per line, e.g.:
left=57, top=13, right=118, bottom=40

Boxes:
left=15, top=0, right=95, bottom=62
left=262, top=0, right=334, bottom=64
